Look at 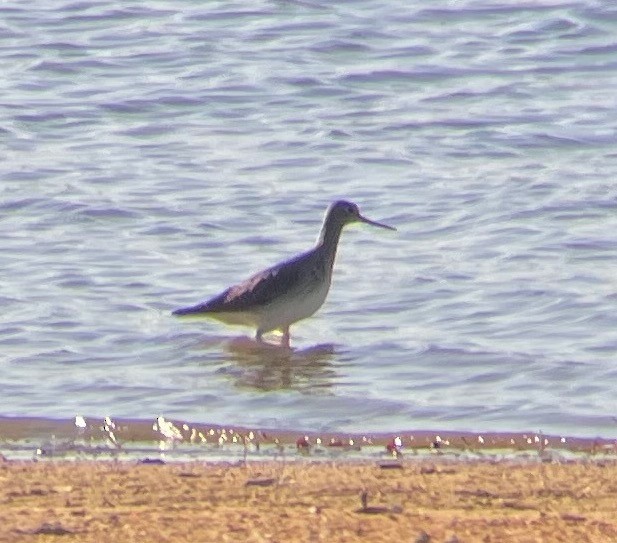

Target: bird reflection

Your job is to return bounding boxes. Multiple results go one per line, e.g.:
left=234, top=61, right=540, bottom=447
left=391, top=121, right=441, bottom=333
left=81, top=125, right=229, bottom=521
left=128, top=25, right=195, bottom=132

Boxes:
left=220, top=336, right=339, bottom=392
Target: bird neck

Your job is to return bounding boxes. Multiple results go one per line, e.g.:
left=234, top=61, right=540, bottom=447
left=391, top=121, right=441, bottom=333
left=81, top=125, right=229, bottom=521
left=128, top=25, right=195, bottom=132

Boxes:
left=316, top=217, right=345, bottom=269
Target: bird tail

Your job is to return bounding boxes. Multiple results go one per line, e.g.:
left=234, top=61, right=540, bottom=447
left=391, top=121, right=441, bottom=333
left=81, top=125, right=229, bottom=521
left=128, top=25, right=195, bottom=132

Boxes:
left=172, top=304, right=210, bottom=317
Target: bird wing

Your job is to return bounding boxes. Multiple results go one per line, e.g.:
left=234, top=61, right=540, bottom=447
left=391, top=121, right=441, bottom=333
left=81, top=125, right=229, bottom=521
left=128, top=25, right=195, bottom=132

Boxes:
left=174, top=250, right=316, bottom=315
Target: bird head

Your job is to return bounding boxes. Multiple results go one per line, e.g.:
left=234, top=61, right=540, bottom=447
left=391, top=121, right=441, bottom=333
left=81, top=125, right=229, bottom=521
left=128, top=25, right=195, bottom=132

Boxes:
left=330, top=200, right=396, bottom=231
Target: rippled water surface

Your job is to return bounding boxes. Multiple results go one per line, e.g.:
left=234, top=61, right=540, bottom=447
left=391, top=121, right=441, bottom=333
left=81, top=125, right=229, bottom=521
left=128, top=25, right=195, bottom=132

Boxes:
left=2, top=0, right=617, bottom=438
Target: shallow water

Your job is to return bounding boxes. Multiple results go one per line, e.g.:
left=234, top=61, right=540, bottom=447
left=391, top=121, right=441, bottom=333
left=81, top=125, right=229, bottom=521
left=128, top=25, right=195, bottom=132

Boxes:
left=1, top=0, right=617, bottom=439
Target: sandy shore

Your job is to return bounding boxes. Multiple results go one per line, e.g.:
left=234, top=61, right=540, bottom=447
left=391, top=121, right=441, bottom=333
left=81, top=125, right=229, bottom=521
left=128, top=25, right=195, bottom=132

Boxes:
left=1, top=458, right=616, bottom=543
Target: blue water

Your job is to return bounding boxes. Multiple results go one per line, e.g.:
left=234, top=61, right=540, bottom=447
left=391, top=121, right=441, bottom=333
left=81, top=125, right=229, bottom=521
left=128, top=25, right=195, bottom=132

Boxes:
left=1, top=0, right=616, bottom=438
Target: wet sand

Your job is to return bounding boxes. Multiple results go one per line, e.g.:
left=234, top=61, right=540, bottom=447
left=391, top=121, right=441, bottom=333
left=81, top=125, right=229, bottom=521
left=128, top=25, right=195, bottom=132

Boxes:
left=1, top=458, right=616, bottom=543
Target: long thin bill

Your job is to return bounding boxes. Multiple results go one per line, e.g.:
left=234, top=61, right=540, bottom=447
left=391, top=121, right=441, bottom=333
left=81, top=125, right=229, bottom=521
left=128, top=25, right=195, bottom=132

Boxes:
left=359, top=214, right=396, bottom=231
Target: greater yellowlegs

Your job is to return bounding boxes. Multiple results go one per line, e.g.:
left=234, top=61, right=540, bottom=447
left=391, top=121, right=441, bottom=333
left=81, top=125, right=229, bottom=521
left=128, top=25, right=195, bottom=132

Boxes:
left=172, top=200, right=395, bottom=348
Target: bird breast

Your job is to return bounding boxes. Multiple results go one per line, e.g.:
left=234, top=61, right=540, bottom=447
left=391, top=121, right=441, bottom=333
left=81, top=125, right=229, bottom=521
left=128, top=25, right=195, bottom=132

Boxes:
left=257, top=270, right=332, bottom=331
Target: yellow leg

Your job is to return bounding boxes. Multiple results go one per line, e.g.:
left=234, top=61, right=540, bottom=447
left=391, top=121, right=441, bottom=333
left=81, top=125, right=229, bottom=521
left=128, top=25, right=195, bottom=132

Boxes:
left=282, top=327, right=291, bottom=349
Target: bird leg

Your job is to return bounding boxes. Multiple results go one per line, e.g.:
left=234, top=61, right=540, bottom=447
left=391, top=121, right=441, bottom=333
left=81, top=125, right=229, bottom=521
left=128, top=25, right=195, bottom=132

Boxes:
left=281, top=327, right=291, bottom=349
left=255, top=330, right=264, bottom=343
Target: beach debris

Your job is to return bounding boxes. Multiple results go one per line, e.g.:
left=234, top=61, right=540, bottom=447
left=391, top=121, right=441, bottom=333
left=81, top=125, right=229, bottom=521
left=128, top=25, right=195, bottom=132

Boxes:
left=102, top=416, right=121, bottom=449
left=178, top=472, right=201, bottom=478
left=561, top=513, right=587, bottom=522
left=347, top=438, right=360, bottom=450
left=414, top=530, right=431, bottom=543
left=296, top=435, right=310, bottom=451
left=430, top=435, right=443, bottom=450
left=32, top=522, right=74, bottom=535
left=378, top=460, right=403, bottom=470
left=356, top=491, right=401, bottom=515
left=74, top=415, right=87, bottom=431
left=138, top=458, right=166, bottom=465
left=444, top=535, right=460, bottom=543
left=242, top=430, right=259, bottom=451
left=386, top=436, right=402, bottom=457
left=455, top=488, right=495, bottom=499
left=153, top=416, right=183, bottom=450
left=245, top=477, right=276, bottom=487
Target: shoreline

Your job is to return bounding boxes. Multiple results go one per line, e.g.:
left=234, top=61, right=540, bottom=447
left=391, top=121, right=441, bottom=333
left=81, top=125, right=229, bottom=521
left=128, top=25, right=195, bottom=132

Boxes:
left=1, top=457, right=616, bottom=542
left=3, top=416, right=617, bottom=541
left=1, top=415, right=616, bottom=458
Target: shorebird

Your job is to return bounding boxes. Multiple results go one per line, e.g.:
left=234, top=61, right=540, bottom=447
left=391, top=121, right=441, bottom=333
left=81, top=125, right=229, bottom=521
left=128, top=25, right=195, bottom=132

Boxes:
left=172, top=200, right=395, bottom=348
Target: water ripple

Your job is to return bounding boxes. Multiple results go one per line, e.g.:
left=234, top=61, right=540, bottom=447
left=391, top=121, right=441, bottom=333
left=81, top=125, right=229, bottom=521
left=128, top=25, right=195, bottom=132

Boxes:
left=0, top=0, right=616, bottom=438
